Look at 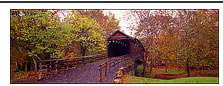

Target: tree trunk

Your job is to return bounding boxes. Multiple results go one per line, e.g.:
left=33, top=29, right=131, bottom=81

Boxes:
left=134, top=62, right=138, bottom=76
left=30, top=60, right=33, bottom=71
left=150, top=57, right=153, bottom=74
left=176, top=56, right=179, bottom=71
left=21, top=63, right=24, bottom=71
left=142, top=62, right=146, bottom=77
left=82, top=51, right=86, bottom=56
left=186, top=57, right=190, bottom=77
left=165, top=57, right=168, bottom=73
left=142, top=50, right=147, bottom=77
left=32, top=57, right=38, bottom=72
left=16, top=61, right=18, bottom=71
left=25, top=62, right=28, bottom=71
left=80, top=44, right=87, bottom=56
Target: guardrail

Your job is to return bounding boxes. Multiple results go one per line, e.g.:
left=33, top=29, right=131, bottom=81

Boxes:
left=38, top=54, right=107, bottom=80
left=99, top=54, right=131, bottom=81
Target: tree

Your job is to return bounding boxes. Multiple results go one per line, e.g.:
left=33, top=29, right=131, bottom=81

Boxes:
left=11, top=9, right=108, bottom=73
left=64, top=11, right=107, bottom=56
left=124, top=10, right=174, bottom=76
left=168, top=10, right=218, bottom=76
left=124, top=9, right=218, bottom=77
left=11, top=9, right=76, bottom=59
left=76, top=10, right=121, bottom=38
left=10, top=9, right=78, bottom=74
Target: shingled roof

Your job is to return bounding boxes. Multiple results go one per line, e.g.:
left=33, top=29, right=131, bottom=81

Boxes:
left=107, top=30, right=134, bottom=40
left=107, top=30, right=145, bottom=52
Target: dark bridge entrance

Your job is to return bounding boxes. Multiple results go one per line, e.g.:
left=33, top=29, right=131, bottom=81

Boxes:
left=107, top=30, right=131, bottom=58
left=108, top=39, right=130, bottom=57
left=107, top=30, right=145, bottom=60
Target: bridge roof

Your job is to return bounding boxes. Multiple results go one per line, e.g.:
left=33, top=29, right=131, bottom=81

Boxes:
left=107, top=30, right=145, bottom=52
left=107, top=30, right=133, bottom=41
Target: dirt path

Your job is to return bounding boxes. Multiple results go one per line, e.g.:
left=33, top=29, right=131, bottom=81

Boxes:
left=35, top=58, right=127, bottom=84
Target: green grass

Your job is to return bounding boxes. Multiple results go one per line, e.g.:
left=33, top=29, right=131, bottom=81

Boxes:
left=124, top=76, right=219, bottom=84
left=128, top=64, right=218, bottom=84
left=136, top=64, right=185, bottom=78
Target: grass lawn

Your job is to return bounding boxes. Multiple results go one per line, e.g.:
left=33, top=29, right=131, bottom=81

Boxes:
left=125, top=64, right=218, bottom=84
left=124, top=76, right=219, bottom=84
left=136, top=64, right=185, bottom=78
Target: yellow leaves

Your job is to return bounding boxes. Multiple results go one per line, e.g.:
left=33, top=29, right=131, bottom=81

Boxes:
left=146, top=30, right=180, bottom=61
left=169, top=55, right=176, bottom=60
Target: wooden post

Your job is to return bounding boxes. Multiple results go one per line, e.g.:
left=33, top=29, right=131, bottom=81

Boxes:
left=105, top=62, right=108, bottom=76
left=74, top=59, right=77, bottom=67
left=90, top=57, right=92, bottom=63
left=55, top=61, right=58, bottom=73
left=49, top=61, right=51, bottom=72
left=99, top=65, right=102, bottom=81
left=109, top=62, right=111, bottom=72
left=66, top=60, right=69, bottom=69
left=119, top=58, right=121, bottom=67
left=82, top=58, right=84, bottom=65
left=94, top=56, right=96, bottom=62
left=91, top=57, right=93, bottom=63
left=39, top=62, right=42, bottom=80
left=115, top=59, right=118, bottom=67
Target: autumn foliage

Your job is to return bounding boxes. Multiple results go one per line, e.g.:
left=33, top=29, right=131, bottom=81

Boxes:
left=10, top=9, right=120, bottom=82
left=125, top=10, right=218, bottom=76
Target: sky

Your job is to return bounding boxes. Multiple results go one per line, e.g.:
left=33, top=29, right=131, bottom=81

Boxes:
left=103, top=10, right=133, bottom=36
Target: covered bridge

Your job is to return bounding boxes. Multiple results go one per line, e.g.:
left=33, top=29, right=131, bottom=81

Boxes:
left=107, top=30, right=145, bottom=61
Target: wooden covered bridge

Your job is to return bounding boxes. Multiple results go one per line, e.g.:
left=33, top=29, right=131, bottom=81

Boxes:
left=36, top=30, right=145, bottom=83
left=107, top=30, right=145, bottom=59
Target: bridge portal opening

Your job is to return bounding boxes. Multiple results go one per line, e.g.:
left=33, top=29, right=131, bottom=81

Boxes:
left=107, top=30, right=133, bottom=58
left=108, top=39, right=130, bottom=57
